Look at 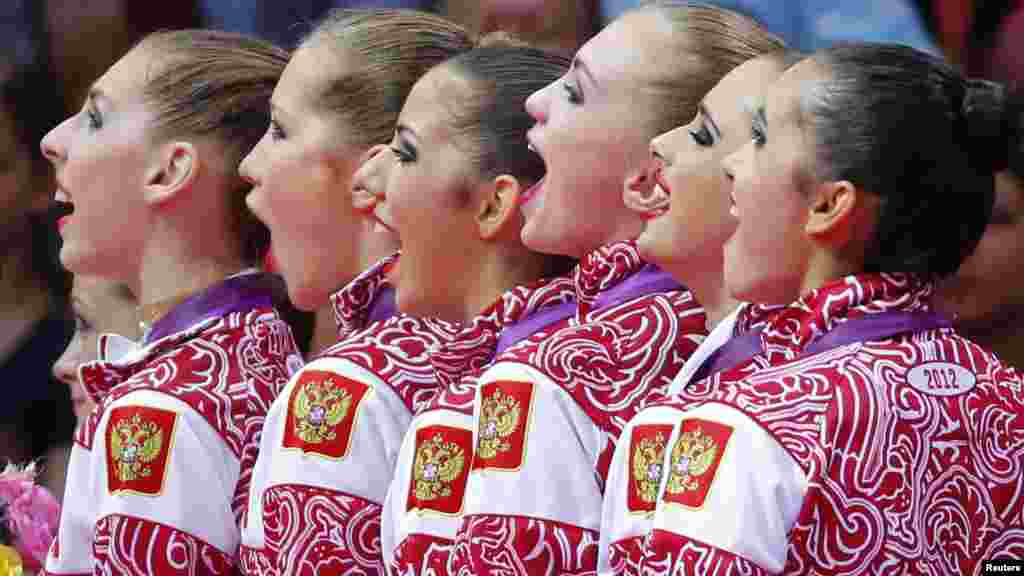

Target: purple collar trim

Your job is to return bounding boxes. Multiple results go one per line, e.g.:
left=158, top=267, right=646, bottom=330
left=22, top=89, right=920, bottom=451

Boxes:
left=495, top=265, right=681, bottom=355
left=691, top=310, right=952, bottom=383
left=144, top=273, right=280, bottom=345
left=366, top=286, right=397, bottom=325
left=495, top=301, right=575, bottom=355
left=593, top=264, right=682, bottom=310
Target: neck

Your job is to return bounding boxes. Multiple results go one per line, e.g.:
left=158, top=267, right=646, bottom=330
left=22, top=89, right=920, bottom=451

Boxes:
left=797, top=251, right=862, bottom=300
left=136, top=241, right=247, bottom=317
left=577, top=213, right=645, bottom=258
left=461, top=247, right=547, bottom=324
left=684, top=268, right=739, bottom=332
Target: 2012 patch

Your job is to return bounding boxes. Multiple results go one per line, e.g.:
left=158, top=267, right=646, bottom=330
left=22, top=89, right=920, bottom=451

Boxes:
left=662, top=418, right=733, bottom=510
left=407, top=425, right=473, bottom=516
left=106, top=405, right=178, bottom=496
left=281, top=370, right=371, bottom=460
left=472, top=380, right=534, bottom=472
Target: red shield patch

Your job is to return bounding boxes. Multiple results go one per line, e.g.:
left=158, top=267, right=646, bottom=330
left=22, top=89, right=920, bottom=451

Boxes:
left=471, top=380, right=534, bottom=472
left=281, top=370, right=370, bottom=460
left=406, top=425, right=473, bottom=516
left=662, top=418, right=733, bottom=510
left=627, top=424, right=675, bottom=514
left=106, top=406, right=178, bottom=496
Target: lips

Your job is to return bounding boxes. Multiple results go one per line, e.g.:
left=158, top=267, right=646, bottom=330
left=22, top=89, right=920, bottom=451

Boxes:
left=50, top=196, right=75, bottom=231
left=519, top=177, right=544, bottom=207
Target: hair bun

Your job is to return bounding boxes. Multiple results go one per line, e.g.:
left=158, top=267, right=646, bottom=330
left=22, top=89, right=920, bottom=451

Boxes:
left=962, top=78, right=1009, bottom=172
left=474, top=30, right=529, bottom=49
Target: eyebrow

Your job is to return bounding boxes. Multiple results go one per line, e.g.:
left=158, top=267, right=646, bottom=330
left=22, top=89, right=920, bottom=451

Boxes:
left=698, top=103, right=721, bottom=139
left=571, top=55, right=597, bottom=87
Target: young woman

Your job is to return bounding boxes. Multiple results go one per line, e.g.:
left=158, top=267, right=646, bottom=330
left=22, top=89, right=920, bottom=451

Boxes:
left=451, top=5, right=790, bottom=574
left=599, top=50, right=801, bottom=574
left=237, top=10, right=473, bottom=575
left=371, top=39, right=577, bottom=575
left=39, top=30, right=303, bottom=575
left=641, top=44, right=1024, bottom=574
left=938, top=91, right=1024, bottom=370
left=52, top=277, right=139, bottom=428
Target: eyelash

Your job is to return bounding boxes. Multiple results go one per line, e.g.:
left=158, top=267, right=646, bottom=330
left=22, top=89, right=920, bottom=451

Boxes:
left=562, top=82, right=582, bottom=105
left=390, top=145, right=415, bottom=164
left=269, top=119, right=285, bottom=141
left=689, top=123, right=713, bottom=147
left=751, top=124, right=766, bottom=147
left=86, top=107, right=102, bottom=130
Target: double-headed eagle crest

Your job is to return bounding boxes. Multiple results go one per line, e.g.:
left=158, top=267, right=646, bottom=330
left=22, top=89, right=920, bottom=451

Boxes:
left=632, top=431, right=669, bottom=504
left=477, top=389, right=521, bottom=459
left=413, top=433, right=465, bottom=501
left=110, top=413, right=164, bottom=482
left=292, top=379, right=351, bottom=444
left=665, top=426, right=719, bottom=494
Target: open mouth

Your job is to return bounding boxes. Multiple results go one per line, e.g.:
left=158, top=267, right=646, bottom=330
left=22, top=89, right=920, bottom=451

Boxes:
left=51, top=197, right=75, bottom=230
left=520, top=137, right=546, bottom=208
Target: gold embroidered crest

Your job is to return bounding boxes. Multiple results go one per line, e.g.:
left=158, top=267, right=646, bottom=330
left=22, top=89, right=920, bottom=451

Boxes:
left=292, top=378, right=352, bottom=444
left=477, top=388, right=521, bottom=459
left=110, top=413, right=165, bottom=482
left=632, top=431, right=669, bottom=504
left=413, top=433, right=466, bottom=501
left=665, top=426, right=719, bottom=494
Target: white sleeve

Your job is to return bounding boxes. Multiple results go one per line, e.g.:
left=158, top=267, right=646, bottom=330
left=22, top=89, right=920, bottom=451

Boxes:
left=597, top=404, right=683, bottom=574
left=648, top=401, right=808, bottom=573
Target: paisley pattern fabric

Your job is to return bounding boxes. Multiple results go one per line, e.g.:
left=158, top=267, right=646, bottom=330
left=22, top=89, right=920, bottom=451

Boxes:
left=635, top=274, right=1024, bottom=575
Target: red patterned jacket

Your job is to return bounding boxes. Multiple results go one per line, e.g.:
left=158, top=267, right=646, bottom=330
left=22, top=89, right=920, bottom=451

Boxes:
left=42, top=272, right=302, bottom=576
left=382, top=275, right=576, bottom=575
left=638, top=273, right=1024, bottom=575
left=599, top=303, right=780, bottom=574
left=239, top=255, right=460, bottom=576
left=453, top=241, right=707, bottom=575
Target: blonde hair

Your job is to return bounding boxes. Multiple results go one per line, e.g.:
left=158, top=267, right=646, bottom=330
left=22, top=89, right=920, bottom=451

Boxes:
left=300, top=9, right=474, bottom=148
left=135, top=29, right=288, bottom=264
left=632, top=1, right=786, bottom=134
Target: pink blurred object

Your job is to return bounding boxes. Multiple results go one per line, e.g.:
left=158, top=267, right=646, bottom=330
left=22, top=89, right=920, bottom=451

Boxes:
left=0, top=462, right=61, bottom=572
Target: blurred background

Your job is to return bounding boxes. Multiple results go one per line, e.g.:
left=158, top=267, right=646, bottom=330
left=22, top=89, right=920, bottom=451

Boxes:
left=2, top=0, right=1021, bottom=499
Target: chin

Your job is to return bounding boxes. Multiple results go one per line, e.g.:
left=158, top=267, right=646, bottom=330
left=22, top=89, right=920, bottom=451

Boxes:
left=288, top=280, right=325, bottom=313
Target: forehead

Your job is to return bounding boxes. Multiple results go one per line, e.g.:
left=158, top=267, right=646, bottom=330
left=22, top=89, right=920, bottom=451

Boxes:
left=273, top=43, right=351, bottom=111
left=703, top=58, right=786, bottom=127
left=763, top=58, right=822, bottom=125
left=94, top=46, right=157, bottom=103
left=398, top=65, right=467, bottom=139
left=577, top=9, right=676, bottom=86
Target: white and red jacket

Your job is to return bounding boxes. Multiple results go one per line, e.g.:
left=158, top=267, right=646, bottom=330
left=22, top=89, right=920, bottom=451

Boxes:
left=382, top=275, right=576, bottom=575
left=240, top=255, right=460, bottom=576
left=637, top=273, right=1024, bottom=575
left=453, top=241, right=707, bottom=575
left=598, top=303, right=780, bottom=574
left=42, top=272, right=302, bottom=576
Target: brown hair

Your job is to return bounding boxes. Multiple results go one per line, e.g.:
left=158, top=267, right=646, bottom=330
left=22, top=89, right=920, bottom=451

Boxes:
left=631, top=1, right=786, bottom=135
left=135, top=29, right=288, bottom=265
left=300, top=8, right=474, bottom=149
left=444, top=33, right=570, bottom=187
left=436, top=34, right=577, bottom=278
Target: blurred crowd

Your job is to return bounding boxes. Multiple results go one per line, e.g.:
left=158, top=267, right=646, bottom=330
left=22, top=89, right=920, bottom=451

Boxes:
left=2, top=0, right=1024, bottom=513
